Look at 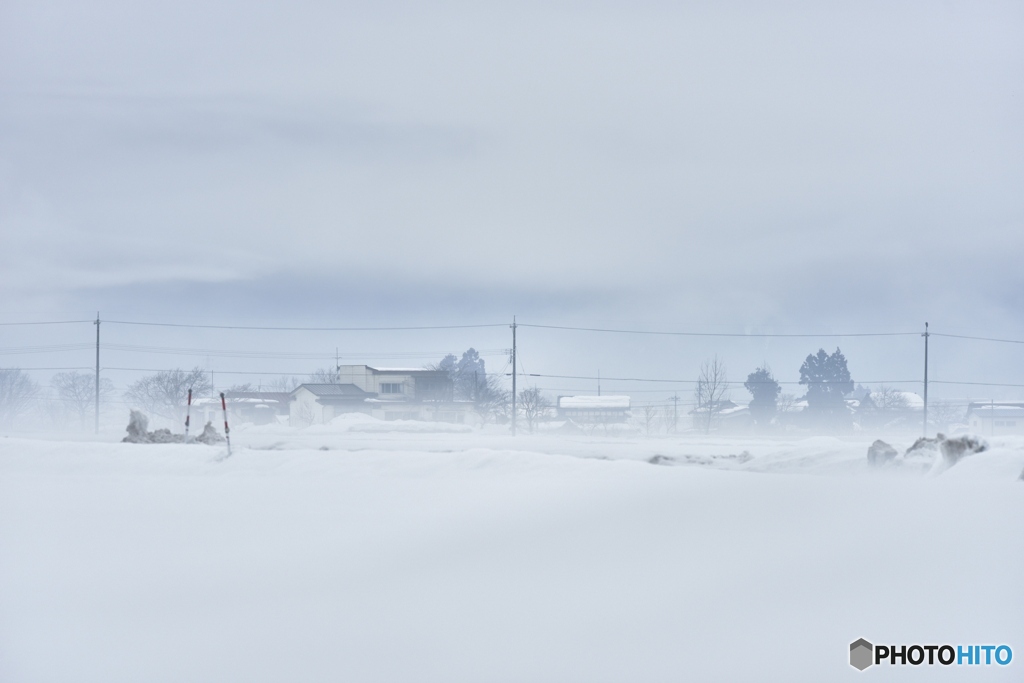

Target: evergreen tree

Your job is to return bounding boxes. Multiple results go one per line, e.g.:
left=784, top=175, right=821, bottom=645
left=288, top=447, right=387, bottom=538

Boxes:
left=456, top=348, right=487, bottom=400
left=437, top=354, right=458, bottom=377
left=744, top=367, right=781, bottom=425
left=798, top=348, right=854, bottom=426
left=433, top=349, right=488, bottom=400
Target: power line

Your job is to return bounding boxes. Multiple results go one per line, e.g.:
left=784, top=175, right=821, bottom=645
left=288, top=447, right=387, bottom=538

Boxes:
left=103, top=320, right=507, bottom=331
left=101, top=366, right=320, bottom=376
left=931, top=380, right=1024, bottom=388
left=0, top=344, right=94, bottom=355
left=4, top=366, right=93, bottom=371
left=3, top=317, right=1022, bottom=342
left=99, top=343, right=508, bottom=360
left=0, top=320, right=92, bottom=326
left=931, top=333, right=1024, bottom=345
left=517, top=323, right=919, bottom=338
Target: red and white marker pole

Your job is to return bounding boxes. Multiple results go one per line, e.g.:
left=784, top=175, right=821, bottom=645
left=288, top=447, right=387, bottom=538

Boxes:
left=184, top=388, right=192, bottom=442
left=220, top=392, right=232, bottom=457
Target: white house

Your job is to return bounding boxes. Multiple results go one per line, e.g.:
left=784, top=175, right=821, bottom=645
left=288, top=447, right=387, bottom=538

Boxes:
left=289, top=383, right=377, bottom=426
left=289, top=365, right=480, bottom=426
left=966, top=402, right=1024, bottom=436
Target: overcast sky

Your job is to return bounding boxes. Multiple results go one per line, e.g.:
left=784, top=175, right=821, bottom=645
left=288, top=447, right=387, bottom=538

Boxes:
left=1, top=1, right=1021, bottom=397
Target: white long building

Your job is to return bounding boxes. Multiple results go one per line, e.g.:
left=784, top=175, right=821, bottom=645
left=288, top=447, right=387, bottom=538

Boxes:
left=556, top=395, right=631, bottom=423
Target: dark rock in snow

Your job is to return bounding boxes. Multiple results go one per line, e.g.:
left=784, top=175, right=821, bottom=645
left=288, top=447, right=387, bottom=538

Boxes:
left=122, top=410, right=185, bottom=444
left=867, top=440, right=898, bottom=466
left=123, top=410, right=151, bottom=443
left=194, top=421, right=225, bottom=445
left=905, top=436, right=941, bottom=455
left=148, top=428, right=182, bottom=444
left=940, top=435, right=987, bottom=466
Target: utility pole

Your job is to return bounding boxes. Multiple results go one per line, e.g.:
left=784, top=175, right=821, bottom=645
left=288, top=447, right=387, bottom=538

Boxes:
left=597, top=369, right=601, bottom=397
left=922, top=321, right=929, bottom=437
left=511, top=317, right=517, bottom=437
left=671, top=393, right=678, bottom=433
left=94, top=312, right=100, bottom=434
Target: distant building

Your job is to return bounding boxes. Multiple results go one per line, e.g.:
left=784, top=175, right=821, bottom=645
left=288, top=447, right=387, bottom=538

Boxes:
left=289, top=365, right=479, bottom=426
left=966, top=401, right=1024, bottom=436
left=193, top=391, right=291, bottom=426
left=689, top=399, right=750, bottom=431
left=557, top=395, right=631, bottom=424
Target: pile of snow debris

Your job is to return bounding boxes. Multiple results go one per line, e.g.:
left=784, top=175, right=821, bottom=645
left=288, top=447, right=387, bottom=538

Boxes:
left=648, top=451, right=753, bottom=467
left=122, top=410, right=224, bottom=445
left=867, top=433, right=988, bottom=473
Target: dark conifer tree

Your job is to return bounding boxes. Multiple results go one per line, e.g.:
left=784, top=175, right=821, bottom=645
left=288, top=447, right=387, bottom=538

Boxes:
left=744, top=367, right=781, bottom=425
left=798, top=348, right=854, bottom=426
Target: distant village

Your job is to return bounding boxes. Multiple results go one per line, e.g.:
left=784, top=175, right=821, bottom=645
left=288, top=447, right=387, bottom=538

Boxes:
left=190, top=361, right=1024, bottom=437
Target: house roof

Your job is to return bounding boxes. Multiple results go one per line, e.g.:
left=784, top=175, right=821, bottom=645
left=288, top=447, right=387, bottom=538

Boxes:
left=224, top=391, right=291, bottom=402
left=971, top=406, right=1024, bottom=418
left=558, top=395, right=631, bottom=409
left=372, top=367, right=444, bottom=374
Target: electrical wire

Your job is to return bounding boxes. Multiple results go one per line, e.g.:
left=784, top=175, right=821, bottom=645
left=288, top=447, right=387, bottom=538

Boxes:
left=931, top=333, right=1024, bottom=345
left=0, top=320, right=93, bottom=326
left=103, top=320, right=507, bottom=331
left=517, top=323, right=920, bottom=338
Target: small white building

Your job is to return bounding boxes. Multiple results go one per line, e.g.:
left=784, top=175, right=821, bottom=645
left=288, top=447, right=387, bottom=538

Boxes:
left=192, top=391, right=291, bottom=426
left=557, top=395, right=631, bottom=424
left=966, top=402, right=1024, bottom=436
left=289, top=383, right=377, bottom=426
left=689, top=399, right=750, bottom=431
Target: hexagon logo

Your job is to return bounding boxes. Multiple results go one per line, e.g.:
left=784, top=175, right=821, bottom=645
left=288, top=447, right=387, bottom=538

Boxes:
left=850, top=638, right=874, bottom=670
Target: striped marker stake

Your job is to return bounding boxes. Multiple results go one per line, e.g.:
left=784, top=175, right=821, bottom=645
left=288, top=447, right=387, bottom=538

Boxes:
left=184, top=388, right=192, bottom=442
left=220, top=392, right=232, bottom=458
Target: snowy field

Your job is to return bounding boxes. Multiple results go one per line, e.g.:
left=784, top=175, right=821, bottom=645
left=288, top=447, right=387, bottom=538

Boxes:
left=1, top=422, right=1022, bottom=682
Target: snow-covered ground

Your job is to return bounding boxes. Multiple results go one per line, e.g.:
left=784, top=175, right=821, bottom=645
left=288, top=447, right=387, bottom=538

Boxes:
left=1, top=421, right=1022, bottom=681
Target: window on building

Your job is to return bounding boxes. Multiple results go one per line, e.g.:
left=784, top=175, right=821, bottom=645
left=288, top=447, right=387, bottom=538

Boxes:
left=380, top=383, right=403, bottom=394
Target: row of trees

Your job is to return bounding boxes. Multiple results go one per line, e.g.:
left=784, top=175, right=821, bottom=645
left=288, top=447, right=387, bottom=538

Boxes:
left=690, top=348, right=856, bottom=432
left=696, top=348, right=964, bottom=432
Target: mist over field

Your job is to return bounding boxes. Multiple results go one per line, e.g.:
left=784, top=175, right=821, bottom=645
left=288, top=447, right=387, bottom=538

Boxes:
left=1, top=1, right=1022, bottom=681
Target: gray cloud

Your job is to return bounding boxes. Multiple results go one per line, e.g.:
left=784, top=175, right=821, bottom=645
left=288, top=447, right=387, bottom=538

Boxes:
left=1, top=0, right=1021, bottom=393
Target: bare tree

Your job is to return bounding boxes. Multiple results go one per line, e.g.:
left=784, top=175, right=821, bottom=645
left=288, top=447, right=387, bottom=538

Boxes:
left=51, top=371, right=114, bottom=428
left=124, top=367, right=213, bottom=423
left=693, top=356, right=728, bottom=434
left=929, top=400, right=965, bottom=433
left=640, top=403, right=658, bottom=436
left=663, top=401, right=679, bottom=434
left=308, top=368, right=339, bottom=384
left=266, top=376, right=301, bottom=392
left=474, top=375, right=510, bottom=424
left=0, top=368, right=39, bottom=428
left=775, top=393, right=797, bottom=427
left=517, top=386, right=551, bottom=434
left=871, top=385, right=910, bottom=413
